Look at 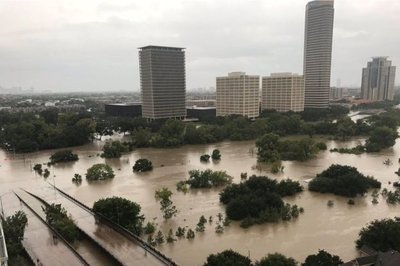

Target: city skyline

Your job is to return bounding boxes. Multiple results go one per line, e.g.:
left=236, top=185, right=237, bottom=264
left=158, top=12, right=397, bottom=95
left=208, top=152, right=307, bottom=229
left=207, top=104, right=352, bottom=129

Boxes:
left=0, top=0, right=399, bottom=92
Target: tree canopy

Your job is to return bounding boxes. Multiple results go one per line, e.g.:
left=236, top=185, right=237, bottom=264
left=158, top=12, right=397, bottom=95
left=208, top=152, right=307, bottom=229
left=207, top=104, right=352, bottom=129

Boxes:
left=0, top=111, right=95, bottom=152
left=220, top=175, right=303, bottom=226
left=356, top=217, right=400, bottom=252
left=203, top=250, right=299, bottom=266
left=182, top=169, right=232, bottom=189
left=255, top=253, right=297, bottom=266
left=203, top=249, right=252, bottom=266
left=2, top=211, right=28, bottom=263
left=256, top=134, right=319, bottom=163
left=308, top=164, right=381, bottom=197
left=92, top=196, right=144, bottom=235
left=365, top=126, right=398, bottom=152
left=86, top=163, right=115, bottom=181
left=302, top=250, right=343, bottom=266
left=133, top=158, right=153, bottom=172
left=155, top=187, right=178, bottom=220
left=42, top=203, right=80, bottom=243
left=49, top=150, right=79, bottom=164
left=101, top=140, right=131, bottom=158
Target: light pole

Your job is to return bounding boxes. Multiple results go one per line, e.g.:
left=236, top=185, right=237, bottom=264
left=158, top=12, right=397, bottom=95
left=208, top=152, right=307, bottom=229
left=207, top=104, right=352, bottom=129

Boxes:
left=0, top=195, right=4, bottom=218
left=0, top=191, right=12, bottom=218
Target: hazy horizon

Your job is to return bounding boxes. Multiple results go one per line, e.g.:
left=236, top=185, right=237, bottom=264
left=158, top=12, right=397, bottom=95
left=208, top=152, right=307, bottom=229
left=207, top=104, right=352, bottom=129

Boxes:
left=0, top=0, right=399, bottom=92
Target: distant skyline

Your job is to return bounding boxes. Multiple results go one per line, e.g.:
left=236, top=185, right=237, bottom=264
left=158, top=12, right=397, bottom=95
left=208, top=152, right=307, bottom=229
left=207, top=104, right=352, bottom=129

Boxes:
left=0, top=0, right=399, bottom=92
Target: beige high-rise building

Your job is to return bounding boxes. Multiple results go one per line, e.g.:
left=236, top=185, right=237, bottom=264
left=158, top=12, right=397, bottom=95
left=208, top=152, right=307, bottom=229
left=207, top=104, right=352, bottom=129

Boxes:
left=262, top=73, right=305, bottom=112
left=216, top=72, right=259, bottom=119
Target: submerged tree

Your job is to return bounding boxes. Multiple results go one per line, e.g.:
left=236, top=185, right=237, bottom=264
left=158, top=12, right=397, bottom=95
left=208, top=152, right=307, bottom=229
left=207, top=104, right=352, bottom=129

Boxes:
left=204, top=250, right=252, bottom=266
left=86, top=163, right=115, bottom=181
left=2, top=211, right=28, bottom=264
left=133, top=158, right=153, bottom=172
left=302, top=250, right=343, bottom=266
left=155, top=187, right=178, bottom=219
left=92, top=196, right=144, bottom=235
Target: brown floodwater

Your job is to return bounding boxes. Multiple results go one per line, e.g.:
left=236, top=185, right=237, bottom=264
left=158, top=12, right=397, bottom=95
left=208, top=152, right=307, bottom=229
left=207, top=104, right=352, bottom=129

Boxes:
left=1, top=135, right=400, bottom=266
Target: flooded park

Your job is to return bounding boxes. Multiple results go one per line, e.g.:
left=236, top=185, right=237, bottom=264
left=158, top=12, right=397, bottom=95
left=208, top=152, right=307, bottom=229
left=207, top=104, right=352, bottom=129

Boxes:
left=1, top=133, right=400, bottom=265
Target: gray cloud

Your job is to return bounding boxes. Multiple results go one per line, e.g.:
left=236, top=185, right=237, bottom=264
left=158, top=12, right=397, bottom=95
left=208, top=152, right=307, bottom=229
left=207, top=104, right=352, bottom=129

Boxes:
left=0, top=0, right=398, bottom=92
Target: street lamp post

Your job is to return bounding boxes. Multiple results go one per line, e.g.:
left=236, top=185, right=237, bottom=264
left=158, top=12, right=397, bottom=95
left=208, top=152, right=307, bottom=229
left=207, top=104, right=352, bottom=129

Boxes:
left=0, top=196, right=4, bottom=218
left=0, top=191, right=12, bottom=218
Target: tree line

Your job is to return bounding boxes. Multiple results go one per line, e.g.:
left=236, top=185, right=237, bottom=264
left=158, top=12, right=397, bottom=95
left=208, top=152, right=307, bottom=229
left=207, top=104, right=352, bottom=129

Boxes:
left=1, top=105, right=399, bottom=153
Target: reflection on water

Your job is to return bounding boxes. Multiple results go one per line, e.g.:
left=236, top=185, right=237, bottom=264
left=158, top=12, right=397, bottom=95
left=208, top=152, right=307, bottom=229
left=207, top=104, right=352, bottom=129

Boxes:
left=1, top=137, right=400, bottom=265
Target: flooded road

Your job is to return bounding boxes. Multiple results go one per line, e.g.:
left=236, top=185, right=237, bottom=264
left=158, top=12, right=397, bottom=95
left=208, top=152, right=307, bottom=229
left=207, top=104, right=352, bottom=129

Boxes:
left=1, top=136, right=400, bottom=265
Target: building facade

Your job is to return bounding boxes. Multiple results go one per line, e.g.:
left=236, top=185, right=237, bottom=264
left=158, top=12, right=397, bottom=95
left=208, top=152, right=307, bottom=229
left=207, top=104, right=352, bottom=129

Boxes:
left=186, top=107, right=216, bottom=120
left=361, top=57, right=396, bottom=101
left=216, top=72, right=259, bottom=119
left=139, top=45, right=186, bottom=119
left=262, top=73, right=305, bottom=112
left=330, top=87, right=343, bottom=100
left=104, top=103, right=142, bottom=117
left=303, top=0, right=334, bottom=109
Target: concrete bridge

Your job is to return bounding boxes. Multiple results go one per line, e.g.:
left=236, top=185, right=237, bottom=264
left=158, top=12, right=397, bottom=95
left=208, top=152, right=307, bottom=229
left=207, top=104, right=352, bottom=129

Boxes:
left=26, top=184, right=177, bottom=266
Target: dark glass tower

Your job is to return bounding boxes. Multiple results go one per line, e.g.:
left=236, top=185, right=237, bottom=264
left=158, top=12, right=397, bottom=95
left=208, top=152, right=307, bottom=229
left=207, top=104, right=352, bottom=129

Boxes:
left=139, top=45, right=186, bottom=119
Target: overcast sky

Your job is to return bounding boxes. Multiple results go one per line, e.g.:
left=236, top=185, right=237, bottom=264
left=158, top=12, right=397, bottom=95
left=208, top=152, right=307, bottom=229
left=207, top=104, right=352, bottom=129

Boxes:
left=0, top=0, right=399, bottom=92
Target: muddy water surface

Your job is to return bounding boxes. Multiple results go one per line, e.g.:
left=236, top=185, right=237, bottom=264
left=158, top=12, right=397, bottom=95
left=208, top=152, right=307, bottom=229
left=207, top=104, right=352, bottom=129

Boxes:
left=1, top=137, right=400, bottom=265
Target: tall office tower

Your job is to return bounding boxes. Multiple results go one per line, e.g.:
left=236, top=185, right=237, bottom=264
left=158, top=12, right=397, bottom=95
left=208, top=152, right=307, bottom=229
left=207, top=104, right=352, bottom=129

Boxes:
left=139, top=45, right=186, bottom=119
left=361, top=57, right=396, bottom=101
left=262, top=73, right=305, bottom=112
left=303, top=0, right=334, bottom=108
left=216, top=72, right=259, bottom=119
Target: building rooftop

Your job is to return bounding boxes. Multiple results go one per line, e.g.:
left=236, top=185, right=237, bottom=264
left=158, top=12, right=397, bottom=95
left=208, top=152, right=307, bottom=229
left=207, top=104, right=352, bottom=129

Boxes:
left=341, top=251, right=400, bottom=266
left=307, top=0, right=334, bottom=8
left=138, top=45, right=185, bottom=51
left=268, top=72, right=302, bottom=77
left=186, top=106, right=216, bottom=110
left=105, top=102, right=142, bottom=106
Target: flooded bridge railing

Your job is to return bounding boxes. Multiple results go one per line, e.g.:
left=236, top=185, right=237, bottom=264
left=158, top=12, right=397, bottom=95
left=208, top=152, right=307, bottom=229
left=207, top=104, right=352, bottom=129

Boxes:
left=22, top=189, right=125, bottom=266
left=48, top=183, right=179, bottom=266
left=14, top=192, right=89, bottom=266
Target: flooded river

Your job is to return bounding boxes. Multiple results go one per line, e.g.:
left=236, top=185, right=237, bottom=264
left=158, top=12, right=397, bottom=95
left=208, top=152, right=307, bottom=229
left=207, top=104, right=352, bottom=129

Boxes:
left=1, top=136, right=400, bottom=265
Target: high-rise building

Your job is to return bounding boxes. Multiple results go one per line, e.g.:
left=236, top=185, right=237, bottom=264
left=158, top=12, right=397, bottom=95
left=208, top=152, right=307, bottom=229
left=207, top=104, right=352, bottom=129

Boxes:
left=262, top=73, right=305, bottom=112
left=361, top=57, right=396, bottom=101
left=139, top=45, right=186, bottom=119
left=303, top=0, right=334, bottom=109
left=216, top=72, right=259, bottom=119
left=330, top=87, right=343, bottom=100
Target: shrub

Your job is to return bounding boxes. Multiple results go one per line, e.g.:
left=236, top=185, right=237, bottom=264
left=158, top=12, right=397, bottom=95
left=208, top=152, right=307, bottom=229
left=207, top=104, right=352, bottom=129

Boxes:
left=86, top=163, right=115, bottom=181
left=211, top=149, right=221, bottom=160
left=49, top=150, right=79, bottom=164
left=356, top=217, right=400, bottom=251
left=220, top=175, right=304, bottom=225
left=309, top=164, right=381, bottom=197
left=180, top=169, right=233, bottom=189
left=133, top=158, right=153, bottom=172
left=200, top=154, right=210, bottom=162
left=93, top=196, right=144, bottom=235
left=101, top=140, right=131, bottom=158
